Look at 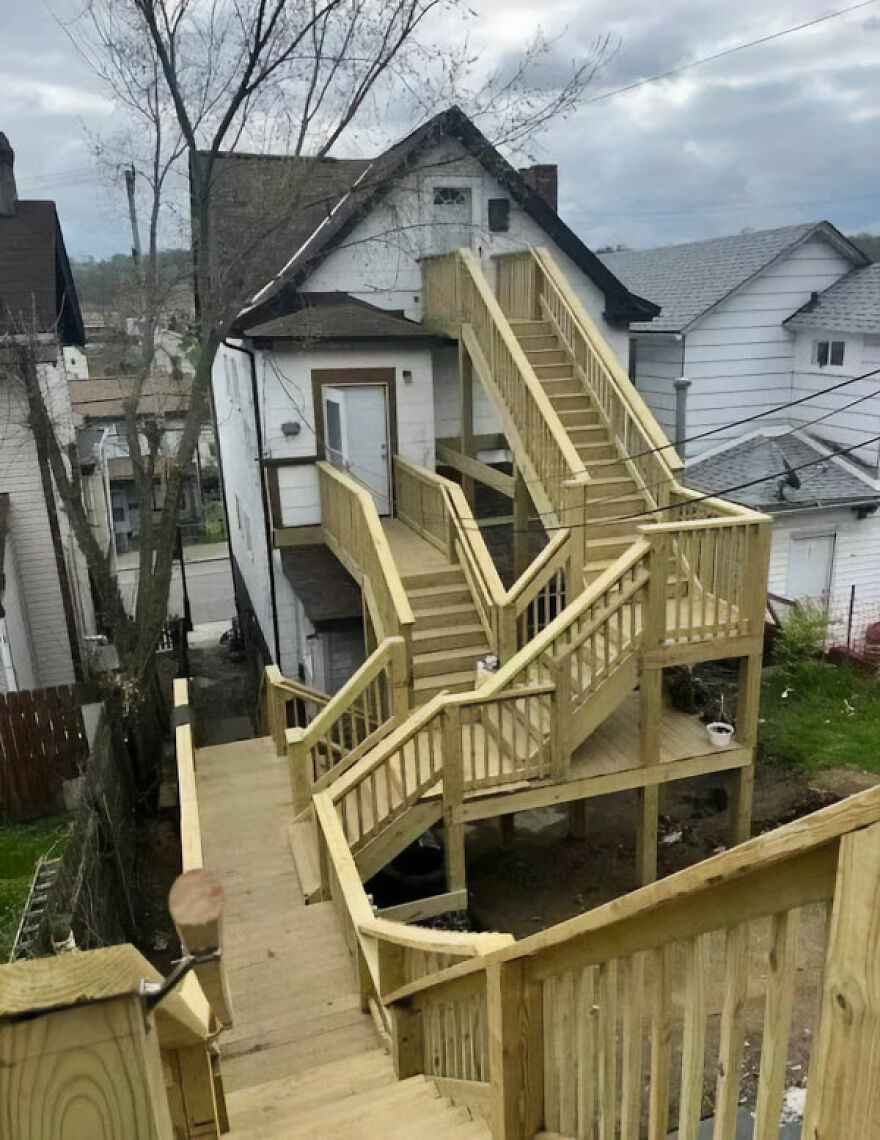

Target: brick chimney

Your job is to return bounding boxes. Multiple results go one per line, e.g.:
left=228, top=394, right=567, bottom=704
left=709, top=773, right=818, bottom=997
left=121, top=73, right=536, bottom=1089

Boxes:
left=0, top=134, right=16, bottom=218
left=518, top=164, right=557, bottom=212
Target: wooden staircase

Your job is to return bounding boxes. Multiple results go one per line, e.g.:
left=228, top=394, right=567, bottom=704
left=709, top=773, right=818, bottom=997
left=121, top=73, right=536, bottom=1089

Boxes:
left=510, top=317, right=652, bottom=582
left=405, top=565, right=491, bottom=704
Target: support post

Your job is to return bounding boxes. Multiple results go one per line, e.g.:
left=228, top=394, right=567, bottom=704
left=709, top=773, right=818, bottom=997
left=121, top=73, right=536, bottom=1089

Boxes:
left=442, top=705, right=466, bottom=892
left=730, top=651, right=761, bottom=846
left=168, top=869, right=233, bottom=1029
left=637, top=665, right=663, bottom=885
left=802, top=821, right=880, bottom=1137
left=513, top=467, right=531, bottom=580
left=487, top=961, right=544, bottom=1140
left=459, top=342, right=476, bottom=508
left=389, top=636, right=410, bottom=721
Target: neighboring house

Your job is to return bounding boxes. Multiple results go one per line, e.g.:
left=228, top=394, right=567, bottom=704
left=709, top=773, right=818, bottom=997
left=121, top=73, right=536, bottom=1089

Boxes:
left=69, top=374, right=217, bottom=554
left=0, top=132, right=96, bottom=690
left=602, top=223, right=880, bottom=626
left=204, top=106, right=658, bottom=687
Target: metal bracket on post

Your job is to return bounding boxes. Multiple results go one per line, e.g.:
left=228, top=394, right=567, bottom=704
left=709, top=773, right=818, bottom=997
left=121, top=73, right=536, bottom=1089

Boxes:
left=141, top=948, right=223, bottom=1014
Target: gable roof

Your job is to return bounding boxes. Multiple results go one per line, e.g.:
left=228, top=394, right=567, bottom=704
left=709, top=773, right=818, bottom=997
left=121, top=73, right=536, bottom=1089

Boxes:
left=205, top=107, right=657, bottom=326
left=601, top=222, right=869, bottom=334
left=785, top=262, right=880, bottom=335
left=198, top=152, right=371, bottom=311
left=687, top=429, right=879, bottom=511
left=0, top=200, right=84, bottom=345
left=243, top=291, right=449, bottom=342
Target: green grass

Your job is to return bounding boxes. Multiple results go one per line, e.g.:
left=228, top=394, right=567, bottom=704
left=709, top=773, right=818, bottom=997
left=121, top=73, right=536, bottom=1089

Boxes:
left=760, top=661, right=880, bottom=773
left=0, top=818, right=69, bottom=961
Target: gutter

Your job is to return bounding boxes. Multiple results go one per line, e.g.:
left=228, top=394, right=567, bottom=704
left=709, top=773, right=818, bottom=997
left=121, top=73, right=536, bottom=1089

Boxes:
left=222, top=339, right=281, bottom=665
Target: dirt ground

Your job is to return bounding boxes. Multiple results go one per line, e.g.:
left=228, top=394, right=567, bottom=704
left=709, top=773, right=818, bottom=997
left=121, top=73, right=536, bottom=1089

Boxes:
left=464, top=757, right=878, bottom=1123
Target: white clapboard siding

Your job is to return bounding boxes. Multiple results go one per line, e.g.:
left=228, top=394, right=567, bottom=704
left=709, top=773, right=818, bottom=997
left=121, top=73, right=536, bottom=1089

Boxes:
left=632, top=334, right=681, bottom=441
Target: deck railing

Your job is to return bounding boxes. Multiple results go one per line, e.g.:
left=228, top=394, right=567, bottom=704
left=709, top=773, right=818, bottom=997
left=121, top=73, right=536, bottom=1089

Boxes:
left=395, top=455, right=574, bottom=658
left=379, top=782, right=880, bottom=1140
left=421, top=249, right=591, bottom=579
left=263, top=664, right=329, bottom=757
left=319, top=459, right=415, bottom=674
left=496, top=247, right=684, bottom=510
left=285, top=637, right=409, bottom=813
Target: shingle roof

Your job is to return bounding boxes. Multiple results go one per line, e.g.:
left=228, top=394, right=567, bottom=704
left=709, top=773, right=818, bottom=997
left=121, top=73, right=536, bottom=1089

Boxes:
left=600, top=222, right=867, bottom=333
left=686, top=431, right=879, bottom=510
left=0, top=200, right=84, bottom=344
left=69, top=374, right=192, bottom=420
left=205, top=106, right=657, bottom=327
left=198, top=152, right=370, bottom=312
left=785, top=263, right=880, bottom=334
left=243, top=291, right=449, bottom=341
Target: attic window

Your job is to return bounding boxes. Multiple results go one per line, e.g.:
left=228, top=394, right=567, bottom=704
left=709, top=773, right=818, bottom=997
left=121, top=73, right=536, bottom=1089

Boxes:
left=433, top=187, right=470, bottom=206
left=814, top=340, right=845, bottom=367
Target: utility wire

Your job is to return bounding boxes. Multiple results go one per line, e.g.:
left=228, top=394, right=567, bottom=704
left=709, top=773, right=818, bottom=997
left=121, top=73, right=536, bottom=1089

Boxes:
left=581, top=0, right=880, bottom=108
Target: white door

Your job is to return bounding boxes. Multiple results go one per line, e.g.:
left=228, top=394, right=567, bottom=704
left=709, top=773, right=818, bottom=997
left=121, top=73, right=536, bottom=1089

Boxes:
left=787, top=532, right=835, bottom=603
left=323, top=384, right=391, bottom=515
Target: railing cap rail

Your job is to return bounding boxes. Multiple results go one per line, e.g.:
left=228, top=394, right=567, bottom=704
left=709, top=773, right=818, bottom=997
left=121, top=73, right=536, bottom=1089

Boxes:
left=382, top=780, right=880, bottom=1007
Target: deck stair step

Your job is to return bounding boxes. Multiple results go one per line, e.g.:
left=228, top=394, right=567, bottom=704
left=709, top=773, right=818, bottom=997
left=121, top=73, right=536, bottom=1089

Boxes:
left=401, top=566, right=464, bottom=590
left=516, top=333, right=557, bottom=351
left=532, top=362, right=573, bottom=380
left=413, top=644, right=487, bottom=679
left=412, top=623, right=486, bottom=653
left=413, top=669, right=476, bottom=701
left=408, top=584, right=473, bottom=611
left=287, top=818, right=323, bottom=904
left=522, top=347, right=567, bottom=366
left=411, top=602, right=482, bottom=629
left=510, top=319, right=552, bottom=336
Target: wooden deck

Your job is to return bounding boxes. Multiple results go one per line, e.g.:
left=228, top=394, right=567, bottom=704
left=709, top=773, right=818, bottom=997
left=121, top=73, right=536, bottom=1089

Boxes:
left=195, top=737, right=378, bottom=1098
left=381, top=516, right=449, bottom=575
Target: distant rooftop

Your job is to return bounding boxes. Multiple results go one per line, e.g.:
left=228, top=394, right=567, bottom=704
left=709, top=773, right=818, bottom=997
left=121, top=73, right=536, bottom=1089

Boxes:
left=601, top=222, right=868, bottom=333
left=687, top=430, right=879, bottom=511
left=785, top=263, right=880, bottom=335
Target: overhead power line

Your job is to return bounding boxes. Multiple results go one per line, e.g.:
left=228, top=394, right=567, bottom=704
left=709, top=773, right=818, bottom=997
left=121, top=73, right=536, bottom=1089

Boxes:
left=582, top=0, right=880, bottom=108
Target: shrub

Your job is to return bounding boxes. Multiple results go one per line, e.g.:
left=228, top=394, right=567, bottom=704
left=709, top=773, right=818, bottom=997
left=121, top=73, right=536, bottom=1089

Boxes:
left=774, top=604, right=830, bottom=673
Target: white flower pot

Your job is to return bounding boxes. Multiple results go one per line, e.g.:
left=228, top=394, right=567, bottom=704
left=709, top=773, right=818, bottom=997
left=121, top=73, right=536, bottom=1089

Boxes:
left=706, top=722, right=735, bottom=749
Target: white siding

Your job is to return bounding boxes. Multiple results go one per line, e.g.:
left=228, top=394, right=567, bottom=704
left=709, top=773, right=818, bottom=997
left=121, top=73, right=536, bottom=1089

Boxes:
left=1, top=536, right=37, bottom=691
left=631, top=334, right=682, bottom=445
left=790, top=330, right=880, bottom=469
left=258, top=343, right=435, bottom=527
left=679, top=238, right=853, bottom=458
left=432, top=344, right=504, bottom=441
left=767, top=507, right=880, bottom=639
left=301, top=137, right=629, bottom=364
left=0, top=368, right=77, bottom=687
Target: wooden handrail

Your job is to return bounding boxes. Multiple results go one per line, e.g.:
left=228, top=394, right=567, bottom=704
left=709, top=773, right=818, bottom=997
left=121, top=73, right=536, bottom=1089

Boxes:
left=531, top=246, right=684, bottom=476
left=263, top=664, right=329, bottom=756
left=174, top=677, right=202, bottom=873
left=318, top=460, right=415, bottom=643
left=383, top=779, right=880, bottom=1005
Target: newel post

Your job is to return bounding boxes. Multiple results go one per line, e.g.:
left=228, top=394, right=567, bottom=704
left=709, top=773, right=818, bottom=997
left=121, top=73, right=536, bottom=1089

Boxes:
left=286, top=727, right=311, bottom=815
left=441, top=704, right=466, bottom=893
left=486, top=960, right=544, bottom=1140
left=547, top=653, right=571, bottom=779
left=802, top=821, right=880, bottom=1136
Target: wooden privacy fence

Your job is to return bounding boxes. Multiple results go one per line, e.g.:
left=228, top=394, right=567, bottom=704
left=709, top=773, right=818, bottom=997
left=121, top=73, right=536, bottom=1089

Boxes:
left=0, top=686, right=88, bottom=820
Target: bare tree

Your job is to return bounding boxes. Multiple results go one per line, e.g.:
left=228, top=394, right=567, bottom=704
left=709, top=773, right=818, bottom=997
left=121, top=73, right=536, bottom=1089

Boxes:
left=29, top=0, right=610, bottom=735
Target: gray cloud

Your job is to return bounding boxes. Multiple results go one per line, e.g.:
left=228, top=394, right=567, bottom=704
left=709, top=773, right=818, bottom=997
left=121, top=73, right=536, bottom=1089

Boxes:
left=1, top=0, right=878, bottom=257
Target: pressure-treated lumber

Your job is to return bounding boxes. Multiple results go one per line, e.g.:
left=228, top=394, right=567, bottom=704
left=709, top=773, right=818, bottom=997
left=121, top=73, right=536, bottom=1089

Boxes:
left=169, top=868, right=234, bottom=1029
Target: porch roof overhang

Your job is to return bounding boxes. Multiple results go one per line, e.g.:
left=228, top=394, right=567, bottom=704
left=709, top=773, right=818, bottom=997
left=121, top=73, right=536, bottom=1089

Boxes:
left=280, top=543, right=363, bottom=630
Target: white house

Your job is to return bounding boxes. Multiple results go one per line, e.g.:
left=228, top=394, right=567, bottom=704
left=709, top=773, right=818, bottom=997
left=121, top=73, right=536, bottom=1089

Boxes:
left=602, top=224, right=880, bottom=636
left=0, top=132, right=97, bottom=690
left=205, top=107, right=657, bottom=688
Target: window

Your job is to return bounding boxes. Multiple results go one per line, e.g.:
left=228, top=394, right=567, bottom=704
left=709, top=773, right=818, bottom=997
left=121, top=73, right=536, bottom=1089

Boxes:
left=487, top=198, right=510, bottom=232
left=433, top=186, right=470, bottom=207
left=813, top=339, right=846, bottom=367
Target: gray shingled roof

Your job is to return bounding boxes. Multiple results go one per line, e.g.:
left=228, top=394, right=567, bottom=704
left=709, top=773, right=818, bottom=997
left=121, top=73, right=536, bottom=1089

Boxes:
left=245, top=292, right=447, bottom=341
left=600, top=222, right=866, bottom=333
left=686, top=431, right=878, bottom=510
left=785, top=263, right=880, bottom=334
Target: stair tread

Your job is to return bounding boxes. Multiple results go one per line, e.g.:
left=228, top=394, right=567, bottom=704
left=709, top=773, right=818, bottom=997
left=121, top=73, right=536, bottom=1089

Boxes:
left=412, top=622, right=484, bottom=642
left=413, top=669, right=476, bottom=691
left=414, top=644, right=489, bottom=664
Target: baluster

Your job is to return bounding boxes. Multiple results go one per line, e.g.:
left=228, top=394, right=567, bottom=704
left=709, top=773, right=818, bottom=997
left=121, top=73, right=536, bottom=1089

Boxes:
left=620, top=954, right=645, bottom=1140
left=597, top=958, right=619, bottom=1140
left=648, top=944, right=675, bottom=1140
left=576, top=965, right=597, bottom=1140
left=678, top=934, right=709, bottom=1140
left=753, top=910, right=800, bottom=1140
left=713, top=923, right=750, bottom=1140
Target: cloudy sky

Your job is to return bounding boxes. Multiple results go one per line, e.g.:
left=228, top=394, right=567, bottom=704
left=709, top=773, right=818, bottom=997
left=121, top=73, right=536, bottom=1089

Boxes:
left=2, top=0, right=879, bottom=258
